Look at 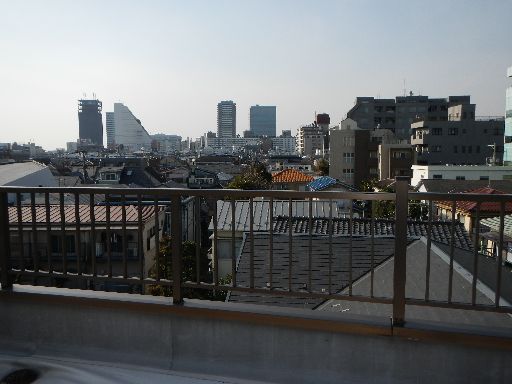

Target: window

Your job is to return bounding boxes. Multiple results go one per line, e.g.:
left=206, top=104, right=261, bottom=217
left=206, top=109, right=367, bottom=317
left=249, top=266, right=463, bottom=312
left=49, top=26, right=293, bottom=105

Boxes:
left=432, top=128, right=442, bottom=136
left=433, top=174, right=443, bottom=179
left=476, top=145, right=480, bottom=153
left=343, top=137, right=354, bottom=146
left=461, top=146, right=466, bottom=153
left=431, top=145, right=442, bottom=152
left=369, top=168, right=378, bottom=175
left=51, top=235, right=75, bottom=254
left=453, top=145, right=458, bottom=153
left=369, top=151, right=378, bottom=159
left=342, top=168, right=354, bottom=175
left=343, top=153, right=355, bottom=163
left=480, top=176, right=489, bottom=180
left=448, top=127, right=458, bottom=135
left=468, top=146, right=472, bottom=154
left=456, top=176, right=466, bottom=180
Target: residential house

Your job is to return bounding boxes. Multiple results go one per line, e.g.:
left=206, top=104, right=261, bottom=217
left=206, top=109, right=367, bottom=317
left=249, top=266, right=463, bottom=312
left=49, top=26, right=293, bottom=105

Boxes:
left=271, top=169, right=314, bottom=191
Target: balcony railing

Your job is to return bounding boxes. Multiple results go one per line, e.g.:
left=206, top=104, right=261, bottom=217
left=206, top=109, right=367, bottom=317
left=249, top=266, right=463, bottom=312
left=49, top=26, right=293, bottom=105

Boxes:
left=1, top=177, right=511, bottom=329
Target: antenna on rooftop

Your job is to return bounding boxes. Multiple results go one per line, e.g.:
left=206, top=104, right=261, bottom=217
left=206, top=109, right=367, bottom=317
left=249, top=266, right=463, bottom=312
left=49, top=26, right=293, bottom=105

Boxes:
left=402, top=79, right=406, bottom=97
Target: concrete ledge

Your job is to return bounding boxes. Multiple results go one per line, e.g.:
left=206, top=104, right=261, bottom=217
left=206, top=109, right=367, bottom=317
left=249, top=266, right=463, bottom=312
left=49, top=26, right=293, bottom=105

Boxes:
left=1, top=286, right=512, bottom=383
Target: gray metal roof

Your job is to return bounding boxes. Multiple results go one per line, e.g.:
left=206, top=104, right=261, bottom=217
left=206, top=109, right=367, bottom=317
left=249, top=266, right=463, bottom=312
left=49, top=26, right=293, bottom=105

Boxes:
left=319, top=240, right=512, bottom=330
left=0, top=161, right=50, bottom=185
left=228, top=234, right=401, bottom=309
left=212, top=200, right=338, bottom=232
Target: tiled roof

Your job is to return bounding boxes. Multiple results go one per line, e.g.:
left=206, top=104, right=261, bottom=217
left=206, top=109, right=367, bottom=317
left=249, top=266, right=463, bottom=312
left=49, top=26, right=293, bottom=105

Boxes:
left=8, top=205, right=162, bottom=226
left=271, top=216, right=473, bottom=250
left=211, top=200, right=338, bottom=231
left=417, top=179, right=512, bottom=194
left=438, top=187, right=512, bottom=214
left=272, top=169, right=314, bottom=183
left=228, top=234, right=400, bottom=308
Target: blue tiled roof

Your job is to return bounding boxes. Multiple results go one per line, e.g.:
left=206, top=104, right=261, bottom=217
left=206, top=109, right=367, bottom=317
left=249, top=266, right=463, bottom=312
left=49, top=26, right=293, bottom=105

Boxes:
left=307, top=176, right=337, bottom=191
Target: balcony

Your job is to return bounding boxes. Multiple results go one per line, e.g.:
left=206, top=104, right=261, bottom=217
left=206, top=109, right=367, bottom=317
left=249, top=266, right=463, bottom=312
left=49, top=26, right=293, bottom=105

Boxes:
left=0, top=180, right=511, bottom=383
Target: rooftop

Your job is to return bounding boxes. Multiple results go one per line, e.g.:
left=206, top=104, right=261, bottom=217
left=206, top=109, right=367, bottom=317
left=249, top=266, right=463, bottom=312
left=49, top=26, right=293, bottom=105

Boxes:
left=272, top=169, right=314, bottom=183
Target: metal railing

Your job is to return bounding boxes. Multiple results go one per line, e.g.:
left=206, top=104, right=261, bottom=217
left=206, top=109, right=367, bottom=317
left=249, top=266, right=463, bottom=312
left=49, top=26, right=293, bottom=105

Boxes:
left=1, top=177, right=511, bottom=327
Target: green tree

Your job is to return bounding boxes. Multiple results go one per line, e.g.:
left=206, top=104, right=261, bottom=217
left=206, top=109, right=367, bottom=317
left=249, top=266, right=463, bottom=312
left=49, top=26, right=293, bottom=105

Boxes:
left=226, top=162, right=272, bottom=190
left=149, top=236, right=231, bottom=301
left=316, top=158, right=329, bottom=176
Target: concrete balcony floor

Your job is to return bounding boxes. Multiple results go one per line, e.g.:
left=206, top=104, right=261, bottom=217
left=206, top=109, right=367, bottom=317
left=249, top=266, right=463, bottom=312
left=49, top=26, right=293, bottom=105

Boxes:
left=1, top=285, right=512, bottom=384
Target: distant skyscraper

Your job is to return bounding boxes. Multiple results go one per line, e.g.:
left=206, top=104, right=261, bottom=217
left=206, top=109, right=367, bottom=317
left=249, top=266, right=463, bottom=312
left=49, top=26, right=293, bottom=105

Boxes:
left=106, top=112, right=115, bottom=148
left=111, top=103, right=152, bottom=152
left=250, top=105, right=276, bottom=137
left=78, top=99, right=103, bottom=146
left=217, top=100, right=236, bottom=138
left=505, top=66, right=512, bottom=165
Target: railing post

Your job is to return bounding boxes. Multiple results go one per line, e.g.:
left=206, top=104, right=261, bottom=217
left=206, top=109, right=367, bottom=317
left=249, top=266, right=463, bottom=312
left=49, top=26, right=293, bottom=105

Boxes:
left=0, top=190, right=12, bottom=290
left=171, top=196, right=183, bottom=304
left=392, top=176, right=409, bottom=326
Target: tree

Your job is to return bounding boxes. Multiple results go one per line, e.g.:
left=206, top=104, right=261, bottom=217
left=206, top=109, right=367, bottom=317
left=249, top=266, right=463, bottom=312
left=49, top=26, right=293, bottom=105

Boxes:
left=149, top=236, right=230, bottom=301
left=226, top=162, right=272, bottom=190
left=316, top=158, right=329, bottom=176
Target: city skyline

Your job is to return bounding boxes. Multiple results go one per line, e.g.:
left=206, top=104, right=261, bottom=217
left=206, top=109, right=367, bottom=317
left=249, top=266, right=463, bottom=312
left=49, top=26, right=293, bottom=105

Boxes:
left=1, top=0, right=512, bottom=149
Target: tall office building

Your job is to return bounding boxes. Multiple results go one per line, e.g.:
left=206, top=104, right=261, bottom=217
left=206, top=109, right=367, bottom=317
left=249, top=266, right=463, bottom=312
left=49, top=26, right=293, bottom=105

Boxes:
left=250, top=105, right=276, bottom=137
left=78, top=99, right=103, bottom=146
left=346, top=95, right=472, bottom=140
left=217, top=100, right=236, bottom=138
left=505, top=66, right=512, bottom=165
left=106, top=112, right=115, bottom=148
left=111, top=103, right=152, bottom=152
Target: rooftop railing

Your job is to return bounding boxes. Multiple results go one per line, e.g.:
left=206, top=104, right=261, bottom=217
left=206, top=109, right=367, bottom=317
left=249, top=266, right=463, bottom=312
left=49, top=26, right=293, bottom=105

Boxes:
left=0, top=177, right=511, bottom=329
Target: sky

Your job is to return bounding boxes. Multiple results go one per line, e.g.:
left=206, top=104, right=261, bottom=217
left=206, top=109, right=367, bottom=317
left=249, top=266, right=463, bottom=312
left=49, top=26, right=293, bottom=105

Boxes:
left=1, top=0, right=512, bottom=149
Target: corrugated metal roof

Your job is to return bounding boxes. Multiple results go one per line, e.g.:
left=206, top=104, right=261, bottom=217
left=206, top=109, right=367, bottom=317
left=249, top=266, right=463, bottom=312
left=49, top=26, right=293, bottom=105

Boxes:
left=481, top=214, right=512, bottom=237
left=307, top=176, right=337, bottom=191
left=8, top=205, right=162, bottom=226
left=212, top=200, right=338, bottom=231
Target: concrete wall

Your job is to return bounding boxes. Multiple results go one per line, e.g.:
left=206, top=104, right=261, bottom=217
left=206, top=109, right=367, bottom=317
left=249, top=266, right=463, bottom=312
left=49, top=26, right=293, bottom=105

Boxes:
left=1, top=287, right=511, bottom=384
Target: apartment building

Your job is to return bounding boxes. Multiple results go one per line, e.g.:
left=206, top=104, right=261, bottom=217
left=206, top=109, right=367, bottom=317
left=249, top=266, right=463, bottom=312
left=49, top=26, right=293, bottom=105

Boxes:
left=411, top=102, right=504, bottom=166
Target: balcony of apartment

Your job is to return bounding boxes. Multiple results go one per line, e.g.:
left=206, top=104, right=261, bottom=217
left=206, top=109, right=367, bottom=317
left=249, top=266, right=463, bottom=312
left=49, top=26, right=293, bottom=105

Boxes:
left=0, top=181, right=511, bottom=383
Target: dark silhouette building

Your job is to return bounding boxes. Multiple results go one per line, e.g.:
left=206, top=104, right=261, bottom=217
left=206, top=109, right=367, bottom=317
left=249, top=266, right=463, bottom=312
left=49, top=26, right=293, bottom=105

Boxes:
left=78, top=99, right=104, bottom=147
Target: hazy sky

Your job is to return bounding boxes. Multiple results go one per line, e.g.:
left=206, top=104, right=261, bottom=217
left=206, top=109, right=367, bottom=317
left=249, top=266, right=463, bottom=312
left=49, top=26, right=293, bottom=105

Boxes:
left=1, top=0, right=512, bottom=149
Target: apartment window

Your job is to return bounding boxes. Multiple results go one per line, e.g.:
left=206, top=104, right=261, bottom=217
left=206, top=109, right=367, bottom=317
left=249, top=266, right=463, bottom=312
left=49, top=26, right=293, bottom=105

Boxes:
left=453, top=145, right=458, bottom=153
left=432, top=128, right=442, bottom=136
left=393, top=151, right=410, bottom=159
left=343, top=153, right=355, bottom=163
left=448, top=127, right=458, bottom=135
left=431, top=145, right=442, bottom=152
left=342, top=168, right=354, bottom=175
left=461, top=146, right=466, bottom=153
left=456, top=176, right=466, bottom=180
left=369, top=151, right=378, bottom=158
left=476, top=145, right=480, bottom=153
left=369, top=168, right=378, bottom=175
left=433, top=174, right=443, bottom=179
left=480, top=176, right=489, bottom=180
left=468, top=146, right=472, bottom=154
left=343, top=137, right=354, bottom=146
